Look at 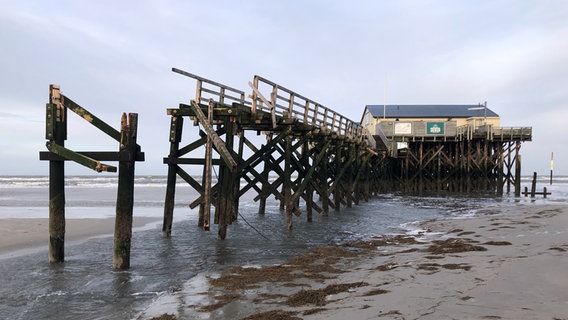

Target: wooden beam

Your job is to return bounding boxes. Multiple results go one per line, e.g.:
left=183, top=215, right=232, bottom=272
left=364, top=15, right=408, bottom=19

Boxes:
left=46, top=142, right=117, bottom=172
left=189, top=100, right=237, bottom=172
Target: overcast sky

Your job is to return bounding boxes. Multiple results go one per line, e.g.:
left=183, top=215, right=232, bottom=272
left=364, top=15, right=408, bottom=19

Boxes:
left=1, top=0, right=567, bottom=176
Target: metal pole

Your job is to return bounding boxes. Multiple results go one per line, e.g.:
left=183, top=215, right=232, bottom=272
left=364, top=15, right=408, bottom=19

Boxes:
left=550, top=152, right=553, bottom=185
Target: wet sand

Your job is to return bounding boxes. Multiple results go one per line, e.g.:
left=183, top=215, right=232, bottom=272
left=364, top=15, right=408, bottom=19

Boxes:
left=141, top=204, right=568, bottom=320
left=0, top=216, right=160, bottom=259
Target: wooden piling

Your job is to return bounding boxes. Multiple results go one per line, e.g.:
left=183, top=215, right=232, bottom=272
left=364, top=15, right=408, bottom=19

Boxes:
left=47, top=85, right=66, bottom=263
left=530, top=172, right=537, bottom=198
left=48, top=157, right=65, bottom=263
left=202, top=101, right=214, bottom=231
left=216, top=118, right=236, bottom=239
left=515, top=154, right=522, bottom=197
left=113, top=113, right=138, bottom=269
left=163, top=115, right=183, bottom=237
left=284, top=135, right=293, bottom=230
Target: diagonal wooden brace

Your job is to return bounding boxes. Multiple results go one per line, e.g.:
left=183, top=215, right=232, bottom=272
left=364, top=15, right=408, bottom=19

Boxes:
left=189, top=100, right=237, bottom=172
left=46, top=141, right=117, bottom=172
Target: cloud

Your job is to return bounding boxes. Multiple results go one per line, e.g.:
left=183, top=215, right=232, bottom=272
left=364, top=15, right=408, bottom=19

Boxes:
left=1, top=1, right=567, bottom=174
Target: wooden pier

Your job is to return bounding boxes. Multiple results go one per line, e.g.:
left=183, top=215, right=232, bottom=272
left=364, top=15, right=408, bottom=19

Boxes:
left=39, top=70, right=533, bottom=267
left=162, top=68, right=379, bottom=239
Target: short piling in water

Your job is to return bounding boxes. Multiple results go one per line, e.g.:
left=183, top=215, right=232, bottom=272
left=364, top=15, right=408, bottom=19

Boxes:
left=113, top=113, right=139, bottom=270
left=522, top=171, right=551, bottom=199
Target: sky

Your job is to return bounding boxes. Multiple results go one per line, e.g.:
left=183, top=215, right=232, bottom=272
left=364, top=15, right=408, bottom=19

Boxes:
left=1, top=0, right=567, bottom=176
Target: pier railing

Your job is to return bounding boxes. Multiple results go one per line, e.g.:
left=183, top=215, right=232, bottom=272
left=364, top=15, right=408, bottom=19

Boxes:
left=172, top=68, right=250, bottom=106
left=457, top=125, right=532, bottom=141
left=172, top=68, right=375, bottom=148
left=250, top=75, right=369, bottom=143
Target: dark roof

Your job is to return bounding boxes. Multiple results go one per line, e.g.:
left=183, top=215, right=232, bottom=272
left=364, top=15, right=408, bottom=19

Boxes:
left=365, top=105, right=499, bottom=119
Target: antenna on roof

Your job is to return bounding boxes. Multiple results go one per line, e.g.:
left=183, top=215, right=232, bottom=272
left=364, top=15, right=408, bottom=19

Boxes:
left=467, top=101, right=488, bottom=121
left=383, top=74, right=387, bottom=119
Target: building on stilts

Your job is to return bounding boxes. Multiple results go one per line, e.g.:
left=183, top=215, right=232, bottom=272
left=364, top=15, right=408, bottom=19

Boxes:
left=361, top=103, right=532, bottom=195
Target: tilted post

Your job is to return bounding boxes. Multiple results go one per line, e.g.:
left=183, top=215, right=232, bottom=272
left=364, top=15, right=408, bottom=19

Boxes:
left=163, top=115, right=183, bottom=237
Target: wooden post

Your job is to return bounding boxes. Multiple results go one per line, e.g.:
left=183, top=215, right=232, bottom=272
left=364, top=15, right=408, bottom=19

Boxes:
left=321, top=142, right=329, bottom=216
left=514, top=154, right=522, bottom=197
left=333, top=146, right=342, bottom=212
left=530, top=172, right=537, bottom=198
left=113, top=113, right=138, bottom=269
left=163, top=115, right=183, bottom=237
left=233, top=131, right=245, bottom=222
left=48, top=85, right=66, bottom=263
left=346, top=145, right=354, bottom=208
left=497, top=144, right=504, bottom=196
left=284, top=135, right=293, bottom=230
left=506, top=142, right=512, bottom=193
left=216, top=119, right=235, bottom=239
left=302, top=140, right=313, bottom=222
left=258, top=134, right=271, bottom=215
left=202, top=101, right=214, bottom=231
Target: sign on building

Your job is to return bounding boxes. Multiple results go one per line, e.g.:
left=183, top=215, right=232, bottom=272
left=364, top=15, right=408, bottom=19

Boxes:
left=394, top=122, right=412, bottom=135
left=426, top=122, right=444, bottom=135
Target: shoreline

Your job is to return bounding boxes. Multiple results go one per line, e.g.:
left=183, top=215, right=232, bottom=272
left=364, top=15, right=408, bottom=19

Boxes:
left=140, top=203, right=568, bottom=320
left=0, top=216, right=161, bottom=259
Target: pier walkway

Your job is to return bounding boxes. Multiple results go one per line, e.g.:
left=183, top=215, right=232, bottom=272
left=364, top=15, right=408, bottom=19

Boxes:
left=163, top=68, right=381, bottom=239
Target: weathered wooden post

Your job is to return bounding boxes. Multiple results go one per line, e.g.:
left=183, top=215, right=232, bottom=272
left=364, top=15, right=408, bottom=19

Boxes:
left=202, top=101, right=214, bottom=231
left=497, top=144, right=504, bottom=196
left=530, top=171, right=537, bottom=198
left=333, top=145, right=342, bottom=212
left=47, top=85, right=67, bottom=263
left=302, top=140, right=313, bottom=222
left=284, top=134, right=293, bottom=230
left=163, top=115, right=183, bottom=237
left=320, top=142, right=330, bottom=216
left=216, top=117, right=236, bottom=239
left=113, top=113, right=138, bottom=269
left=258, top=135, right=272, bottom=216
left=514, top=154, right=522, bottom=197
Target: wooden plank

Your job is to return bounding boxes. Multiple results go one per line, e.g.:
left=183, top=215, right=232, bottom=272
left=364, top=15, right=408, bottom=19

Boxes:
left=163, top=157, right=223, bottom=165
left=189, top=100, right=237, bottom=172
left=62, top=94, right=121, bottom=142
left=46, top=142, right=117, bottom=172
left=40, top=151, right=144, bottom=162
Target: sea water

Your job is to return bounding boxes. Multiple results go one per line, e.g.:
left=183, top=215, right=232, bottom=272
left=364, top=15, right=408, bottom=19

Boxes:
left=0, top=175, right=566, bottom=319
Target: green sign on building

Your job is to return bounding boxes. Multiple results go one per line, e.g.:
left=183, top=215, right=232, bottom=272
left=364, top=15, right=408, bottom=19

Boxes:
left=426, top=122, right=444, bottom=135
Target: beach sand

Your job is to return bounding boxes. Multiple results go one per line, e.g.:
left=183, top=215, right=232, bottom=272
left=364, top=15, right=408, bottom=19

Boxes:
left=0, top=216, right=160, bottom=259
left=141, top=203, right=568, bottom=320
